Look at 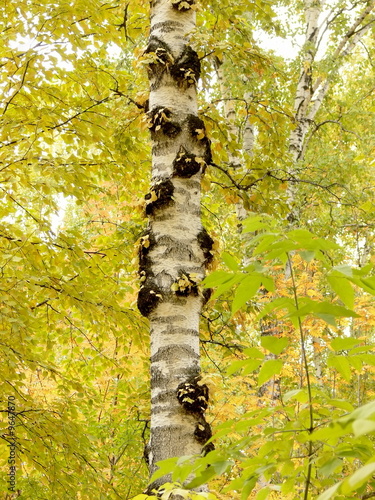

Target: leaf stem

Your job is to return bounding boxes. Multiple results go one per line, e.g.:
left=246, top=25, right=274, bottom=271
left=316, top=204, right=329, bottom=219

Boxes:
left=287, top=253, right=314, bottom=500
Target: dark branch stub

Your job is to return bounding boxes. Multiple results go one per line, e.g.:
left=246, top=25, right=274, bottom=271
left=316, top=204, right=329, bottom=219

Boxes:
left=197, top=227, right=214, bottom=266
left=171, top=0, right=195, bottom=12
left=145, top=179, right=174, bottom=216
left=173, top=146, right=204, bottom=178
left=147, top=107, right=181, bottom=138
left=137, top=279, right=163, bottom=317
left=194, top=418, right=215, bottom=455
left=176, top=377, right=209, bottom=413
left=170, top=46, right=201, bottom=87
left=176, top=376, right=215, bottom=455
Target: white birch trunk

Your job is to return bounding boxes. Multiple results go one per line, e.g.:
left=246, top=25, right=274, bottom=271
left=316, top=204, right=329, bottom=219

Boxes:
left=289, top=0, right=375, bottom=166
left=138, top=0, right=213, bottom=493
left=287, top=1, right=374, bottom=217
left=286, top=0, right=374, bottom=371
left=214, top=58, right=241, bottom=168
left=287, top=0, right=323, bottom=224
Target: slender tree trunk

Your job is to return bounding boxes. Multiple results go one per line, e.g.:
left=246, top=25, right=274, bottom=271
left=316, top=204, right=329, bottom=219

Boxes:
left=286, top=0, right=374, bottom=383
left=138, top=0, right=213, bottom=492
left=287, top=0, right=374, bottom=219
left=288, top=0, right=375, bottom=167
left=287, top=0, right=323, bottom=223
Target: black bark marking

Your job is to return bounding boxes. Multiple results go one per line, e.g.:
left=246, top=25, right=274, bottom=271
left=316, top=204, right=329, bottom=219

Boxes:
left=151, top=388, right=176, bottom=406
left=186, top=114, right=206, bottom=139
left=151, top=21, right=183, bottom=33
left=143, top=442, right=151, bottom=467
left=152, top=140, right=175, bottom=157
left=172, top=271, right=200, bottom=297
left=151, top=345, right=198, bottom=364
left=173, top=146, right=204, bottom=178
left=137, top=279, right=164, bottom=317
left=147, top=106, right=181, bottom=139
left=160, top=241, right=198, bottom=264
left=176, top=376, right=209, bottom=413
left=145, top=179, right=174, bottom=216
left=308, top=27, right=318, bottom=43
left=151, top=364, right=199, bottom=392
left=202, top=287, right=212, bottom=305
left=138, top=229, right=157, bottom=273
left=144, top=37, right=174, bottom=82
left=151, top=314, right=186, bottom=323
left=185, top=114, right=212, bottom=166
left=170, top=46, right=201, bottom=87
left=202, top=136, right=213, bottom=166
left=197, top=227, right=214, bottom=265
left=194, top=419, right=212, bottom=443
left=194, top=417, right=215, bottom=454
left=171, top=0, right=195, bottom=11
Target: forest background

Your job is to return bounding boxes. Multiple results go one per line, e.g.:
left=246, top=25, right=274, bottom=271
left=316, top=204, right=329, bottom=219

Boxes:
left=1, top=0, right=375, bottom=499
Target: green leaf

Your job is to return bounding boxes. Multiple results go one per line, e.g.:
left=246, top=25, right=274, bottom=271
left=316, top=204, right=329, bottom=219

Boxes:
left=319, top=458, right=343, bottom=477
left=222, top=252, right=239, bottom=271
left=227, top=359, right=249, bottom=376
left=231, top=275, right=261, bottom=315
left=283, top=389, right=304, bottom=402
left=327, top=355, right=352, bottom=381
left=242, top=214, right=273, bottom=233
left=242, top=359, right=263, bottom=375
left=255, top=487, right=270, bottom=500
left=361, top=276, right=375, bottom=292
left=132, top=495, right=157, bottom=500
left=299, top=250, right=315, bottom=262
left=290, top=300, right=359, bottom=321
left=210, top=274, right=244, bottom=300
left=213, top=460, right=232, bottom=475
left=253, top=233, right=279, bottom=255
left=243, top=347, right=264, bottom=359
left=333, top=265, right=353, bottom=277
left=326, top=399, right=354, bottom=411
left=241, top=476, right=257, bottom=500
left=257, top=359, right=283, bottom=386
left=341, top=462, right=375, bottom=493
left=317, top=481, right=342, bottom=500
left=339, top=400, right=375, bottom=423
left=257, top=297, right=296, bottom=319
left=327, top=274, right=355, bottom=309
left=352, top=419, right=375, bottom=437
left=150, top=457, right=178, bottom=482
left=261, top=336, right=288, bottom=355
left=186, top=466, right=217, bottom=488
left=330, top=337, right=360, bottom=351
left=202, top=270, right=236, bottom=287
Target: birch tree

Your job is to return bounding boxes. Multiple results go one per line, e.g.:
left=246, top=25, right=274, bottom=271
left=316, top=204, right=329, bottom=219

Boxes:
left=287, top=0, right=375, bottom=219
left=137, top=0, right=213, bottom=492
left=2, top=0, right=375, bottom=498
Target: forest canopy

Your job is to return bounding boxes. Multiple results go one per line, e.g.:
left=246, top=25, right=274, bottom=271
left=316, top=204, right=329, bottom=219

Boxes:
left=1, top=1, right=375, bottom=499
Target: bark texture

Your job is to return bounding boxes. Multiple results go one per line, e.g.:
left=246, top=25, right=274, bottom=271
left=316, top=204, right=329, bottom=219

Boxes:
left=138, top=0, right=213, bottom=493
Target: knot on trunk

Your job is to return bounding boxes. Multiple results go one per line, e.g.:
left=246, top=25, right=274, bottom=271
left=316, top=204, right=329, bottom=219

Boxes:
left=137, top=279, right=163, bottom=317
left=171, top=0, right=195, bottom=11
left=173, top=146, right=205, bottom=178
left=176, top=377, right=209, bottom=413
left=197, top=227, right=214, bottom=266
left=147, top=107, right=181, bottom=138
left=194, top=418, right=215, bottom=455
left=170, top=46, right=200, bottom=87
left=145, top=179, right=174, bottom=215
